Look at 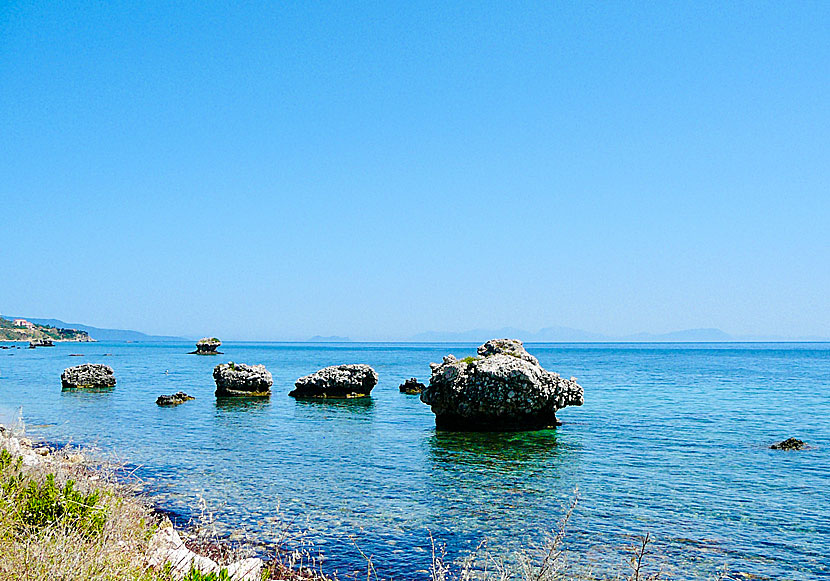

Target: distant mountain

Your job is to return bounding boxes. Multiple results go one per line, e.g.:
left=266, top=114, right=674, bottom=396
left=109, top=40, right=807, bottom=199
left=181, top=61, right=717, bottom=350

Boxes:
left=307, top=335, right=351, bottom=342
left=8, top=317, right=186, bottom=342
left=410, top=327, right=742, bottom=342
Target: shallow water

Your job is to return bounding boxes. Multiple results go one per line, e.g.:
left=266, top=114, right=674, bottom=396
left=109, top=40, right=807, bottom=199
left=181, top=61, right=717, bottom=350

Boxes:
left=0, top=342, right=828, bottom=579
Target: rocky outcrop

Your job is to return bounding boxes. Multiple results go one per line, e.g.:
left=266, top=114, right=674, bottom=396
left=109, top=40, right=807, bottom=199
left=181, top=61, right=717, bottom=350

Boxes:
left=156, top=392, right=195, bottom=406
left=770, top=437, right=807, bottom=450
left=61, top=364, right=117, bottom=389
left=213, top=363, right=272, bottom=397
left=399, top=378, right=426, bottom=395
left=190, top=337, right=222, bottom=355
left=420, top=339, right=583, bottom=431
left=290, top=364, right=378, bottom=398
left=29, top=339, right=54, bottom=348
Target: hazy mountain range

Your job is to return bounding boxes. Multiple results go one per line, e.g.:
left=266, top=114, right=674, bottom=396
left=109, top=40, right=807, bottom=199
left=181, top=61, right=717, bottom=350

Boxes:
left=4, top=317, right=826, bottom=343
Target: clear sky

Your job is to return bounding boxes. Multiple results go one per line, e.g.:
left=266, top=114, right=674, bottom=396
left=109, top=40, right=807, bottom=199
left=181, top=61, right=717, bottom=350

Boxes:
left=1, top=2, right=828, bottom=340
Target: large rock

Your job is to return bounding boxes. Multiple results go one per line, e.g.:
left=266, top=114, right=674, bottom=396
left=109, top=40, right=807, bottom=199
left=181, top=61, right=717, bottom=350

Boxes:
left=61, top=364, right=116, bottom=389
left=213, top=363, right=272, bottom=397
left=420, top=340, right=583, bottom=431
left=290, top=364, right=378, bottom=399
left=191, top=337, right=222, bottom=355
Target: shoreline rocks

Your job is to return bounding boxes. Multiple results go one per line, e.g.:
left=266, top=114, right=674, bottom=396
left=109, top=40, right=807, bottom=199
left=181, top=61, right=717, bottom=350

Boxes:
left=190, top=337, right=222, bottom=355
left=29, top=339, right=55, bottom=348
left=61, top=363, right=117, bottom=389
left=156, top=392, right=196, bottom=406
left=420, top=339, right=583, bottom=431
left=290, top=364, right=378, bottom=399
left=213, top=362, right=272, bottom=397
left=399, top=378, right=426, bottom=395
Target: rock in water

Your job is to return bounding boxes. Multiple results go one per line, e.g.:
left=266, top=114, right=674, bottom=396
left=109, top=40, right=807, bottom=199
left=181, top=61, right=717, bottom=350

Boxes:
left=213, top=363, right=272, bottom=397
left=290, top=364, right=378, bottom=398
left=191, top=337, right=222, bottom=355
left=770, top=437, right=807, bottom=450
left=420, top=339, right=583, bottom=431
left=61, top=364, right=117, bottom=389
left=156, top=392, right=196, bottom=406
left=399, top=378, right=426, bottom=394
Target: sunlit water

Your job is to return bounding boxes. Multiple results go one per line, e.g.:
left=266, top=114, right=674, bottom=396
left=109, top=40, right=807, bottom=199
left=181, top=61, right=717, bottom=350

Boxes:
left=0, top=342, right=827, bottom=579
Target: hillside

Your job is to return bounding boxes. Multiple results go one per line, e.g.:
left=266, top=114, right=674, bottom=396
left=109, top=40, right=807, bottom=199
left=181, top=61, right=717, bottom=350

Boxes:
left=0, top=317, right=91, bottom=342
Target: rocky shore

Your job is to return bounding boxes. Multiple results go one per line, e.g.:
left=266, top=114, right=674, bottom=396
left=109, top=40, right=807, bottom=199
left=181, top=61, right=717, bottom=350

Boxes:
left=0, top=424, right=323, bottom=580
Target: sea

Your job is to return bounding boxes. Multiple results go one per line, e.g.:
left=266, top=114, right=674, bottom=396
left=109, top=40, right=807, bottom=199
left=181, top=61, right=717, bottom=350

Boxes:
left=0, top=341, right=827, bottom=579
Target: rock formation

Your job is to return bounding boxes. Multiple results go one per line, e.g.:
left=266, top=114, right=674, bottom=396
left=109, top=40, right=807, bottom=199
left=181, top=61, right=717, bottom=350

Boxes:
left=770, top=437, right=807, bottom=450
left=420, top=339, right=583, bottom=430
left=213, top=362, right=272, bottom=397
left=28, top=339, right=54, bottom=348
left=290, top=364, right=378, bottom=398
left=61, top=364, right=117, bottom=389
left=156, top=392, right=196, bottom=406
left=399, top=377, right=426, bottom=394
left=190, top=337, right=222, bottom=355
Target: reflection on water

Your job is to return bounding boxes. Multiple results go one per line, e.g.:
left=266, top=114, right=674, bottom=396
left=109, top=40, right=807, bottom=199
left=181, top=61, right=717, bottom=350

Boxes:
left=60, top=387, right=115, bottom=397
left=214, top=397, right=272, bottom=412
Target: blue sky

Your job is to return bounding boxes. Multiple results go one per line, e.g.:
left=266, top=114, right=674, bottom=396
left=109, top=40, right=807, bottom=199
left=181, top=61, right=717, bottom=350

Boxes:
left=1, top=2, right=828, bottom=340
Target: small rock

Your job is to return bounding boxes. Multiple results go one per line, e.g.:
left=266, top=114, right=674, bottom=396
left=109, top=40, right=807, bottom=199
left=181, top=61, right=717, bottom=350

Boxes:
left=156, top=392, right=196, bottom=406
left=399, top=378, right=426, bottom=395
left=770, top=437, right=807, bottom=450
left=191, top=337, right=222, bottom=355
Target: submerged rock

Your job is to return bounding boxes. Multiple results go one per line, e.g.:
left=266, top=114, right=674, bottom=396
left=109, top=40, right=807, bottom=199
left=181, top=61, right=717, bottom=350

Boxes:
left=770, top=437, right=807, bottom=450
left=420, top=339, right=583, bottom=431
left=213, top=362, right=272, bottom=397
left=190, top=337, right=222, bottom=355
left=290, top=364, right=378, bottom=398
left=399, top=377, right=426, bottom=395
left=61, top=364, right=116, bottom=389
left=156, top=392, right=196, bottom=406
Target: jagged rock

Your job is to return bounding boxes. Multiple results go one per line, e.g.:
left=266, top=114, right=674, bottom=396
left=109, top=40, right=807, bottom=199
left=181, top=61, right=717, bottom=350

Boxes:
left=61, top=364, right=116, bottom=389
left=399, top=378, right=426, bottom=394
left=190, top=337, right=222, bottom=355
left=156, top=392, right=195, bottom=406
left=290, top=364, right=378, bottom=398
left=421, top=339, right=583, bottom=431
left=213, top=363, right=272, bottom=397
left=147, top=518, right=263, bottom=581
left=29, top=339, right=54, bottom=348
left=477, top=338, right=539, bottom=365
left=770, top=437, right=807, bottom=450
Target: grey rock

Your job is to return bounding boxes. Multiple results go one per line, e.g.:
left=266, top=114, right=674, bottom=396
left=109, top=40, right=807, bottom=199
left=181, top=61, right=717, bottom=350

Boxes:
left=61, top=363, right=116, bottom=389
left=156, top=392, right=196, bottom=406
left=770, top=437, right=807, bottom=450
left=290, top=364, right=378, bottom=399
left=420, top=339, right=583, bottom=431
left=399, top=378, right=426, bottom=395
left=191, top=337, right=222, bottom=355
left=213, top=363, right=273, bottom=397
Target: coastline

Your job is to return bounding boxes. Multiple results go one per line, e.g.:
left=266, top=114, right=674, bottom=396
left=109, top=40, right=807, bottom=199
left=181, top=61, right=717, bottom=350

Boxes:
left=0, top=423, right=327, bottom=581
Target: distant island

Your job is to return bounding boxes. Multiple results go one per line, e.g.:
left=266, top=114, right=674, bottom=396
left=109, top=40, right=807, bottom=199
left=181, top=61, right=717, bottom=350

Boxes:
left=0, top=316, right=91, bottom=342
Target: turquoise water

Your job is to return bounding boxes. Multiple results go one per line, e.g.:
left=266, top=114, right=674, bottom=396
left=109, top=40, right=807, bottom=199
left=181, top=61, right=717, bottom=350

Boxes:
left=0, top=342, right=828, bottom=579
